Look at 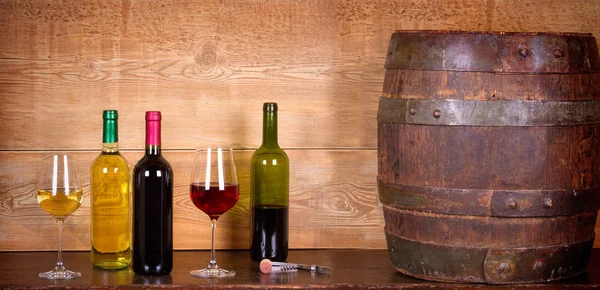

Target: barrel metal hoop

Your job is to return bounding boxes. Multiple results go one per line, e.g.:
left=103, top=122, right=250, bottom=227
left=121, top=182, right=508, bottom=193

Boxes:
left=483, top=235, right=595, bottom=284
left=385, top=31, right=600, bottom=73
left=377, top=179, right=600, bottom=217
left=377, top=97, right=600, bottom=126
left=385, top=232, right=594, bottom=284
left=385, top=233, right=489, bottom=283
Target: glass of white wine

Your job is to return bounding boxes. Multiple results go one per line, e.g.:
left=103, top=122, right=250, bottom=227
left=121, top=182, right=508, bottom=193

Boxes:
left=37, top=154, right=84, bottom=279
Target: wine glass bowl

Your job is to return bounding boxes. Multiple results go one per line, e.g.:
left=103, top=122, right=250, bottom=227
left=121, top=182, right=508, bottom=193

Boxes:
left=37, top=153, right=83, bottom=279
left=190, top=182, right=239, bottom=220
left=189, top=147, right=239, bottom=278
left=37, top=188, right=83, bottom=219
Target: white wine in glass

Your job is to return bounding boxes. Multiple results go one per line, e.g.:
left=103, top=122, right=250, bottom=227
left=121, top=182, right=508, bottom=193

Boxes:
left=37, top=154, right=83, bottom=279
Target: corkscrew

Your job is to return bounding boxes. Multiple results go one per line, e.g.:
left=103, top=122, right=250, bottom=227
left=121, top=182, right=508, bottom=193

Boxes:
left=260, top=259, right=332, bottom=274
left=272, top=262, right=332, bottom=274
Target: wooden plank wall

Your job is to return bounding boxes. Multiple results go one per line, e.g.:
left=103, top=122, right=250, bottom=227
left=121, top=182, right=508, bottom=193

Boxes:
left=0, top=0, right=599, bottom=251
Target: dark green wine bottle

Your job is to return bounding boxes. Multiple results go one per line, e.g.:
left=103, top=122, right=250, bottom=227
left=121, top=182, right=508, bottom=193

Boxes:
left=250, top=102, right=289, bottom=262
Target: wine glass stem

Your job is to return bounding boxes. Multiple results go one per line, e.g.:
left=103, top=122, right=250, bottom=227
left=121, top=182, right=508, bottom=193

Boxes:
left=56, top=219, right=65, bottom=270
left=209, top=219, right=217, bottom=269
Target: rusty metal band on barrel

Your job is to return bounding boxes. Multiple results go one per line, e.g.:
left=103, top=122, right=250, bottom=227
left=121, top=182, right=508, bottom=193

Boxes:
left=384, top=232, right=595, bottom=284
left=385, top=32, right=600, bottom=73
left=377, top=97, right=600, bottom=126
left=378, top=179, right=600, bottom=217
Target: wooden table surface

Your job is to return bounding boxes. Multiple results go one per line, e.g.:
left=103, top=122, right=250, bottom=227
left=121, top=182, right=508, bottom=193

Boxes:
left=1, top=249, right=599, bottom=289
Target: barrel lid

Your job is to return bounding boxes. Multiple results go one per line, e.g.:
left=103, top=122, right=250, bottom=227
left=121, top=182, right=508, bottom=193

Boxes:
left=385, top=30, right=600, bottom=73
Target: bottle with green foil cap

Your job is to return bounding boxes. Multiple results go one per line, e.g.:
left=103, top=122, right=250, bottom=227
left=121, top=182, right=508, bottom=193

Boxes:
left=90, top=110, right=131, bottom=269
left=250, top=102, right=289, bottom=261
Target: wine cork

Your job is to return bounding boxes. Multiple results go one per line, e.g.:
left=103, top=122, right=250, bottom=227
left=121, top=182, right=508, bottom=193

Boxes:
left=259, top=259, right=272, bottom=274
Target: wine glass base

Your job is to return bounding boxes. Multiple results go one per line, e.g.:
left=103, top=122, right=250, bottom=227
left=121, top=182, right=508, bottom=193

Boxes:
left=191, top=268, right=235, bottom=278
left=39, top=269, right=82, bottom=280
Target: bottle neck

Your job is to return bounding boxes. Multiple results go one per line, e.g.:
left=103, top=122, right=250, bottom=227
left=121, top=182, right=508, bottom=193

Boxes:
left=102, top=142, right=120, bottom=153
left=146, top=145, right=161, bottom=155
left=262, top=110, right=279, bottom=147
left=145, top=120, right=161, bottom=156
left=102, top=119, right=119, bottom=153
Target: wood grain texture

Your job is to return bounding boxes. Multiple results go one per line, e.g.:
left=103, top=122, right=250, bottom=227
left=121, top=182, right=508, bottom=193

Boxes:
left=0, top=56, right=382, bottom=150
left=0, top=150, right=383, bottom=251
left=0, top=0, right=599, bottom=150
left=1, top=0, right=600, bottom=250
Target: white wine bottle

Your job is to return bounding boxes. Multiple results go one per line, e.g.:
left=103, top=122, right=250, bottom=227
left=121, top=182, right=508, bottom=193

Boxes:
left=90, top=110, right=131, bottom=270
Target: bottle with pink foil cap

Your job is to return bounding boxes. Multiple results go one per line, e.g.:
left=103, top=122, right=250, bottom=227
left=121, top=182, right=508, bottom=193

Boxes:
left=145, top=111, right=162, bottom=147
left=132, top=111, right=174, bottom=276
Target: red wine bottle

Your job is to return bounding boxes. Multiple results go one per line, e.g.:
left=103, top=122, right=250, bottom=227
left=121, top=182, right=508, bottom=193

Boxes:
left=250, top=103, right=289, bottom=262
left=132, top=111, right=173, bottom=276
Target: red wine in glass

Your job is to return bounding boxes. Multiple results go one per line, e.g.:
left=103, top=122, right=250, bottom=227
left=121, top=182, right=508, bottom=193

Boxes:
left=190, top=182, right=239, bottom=220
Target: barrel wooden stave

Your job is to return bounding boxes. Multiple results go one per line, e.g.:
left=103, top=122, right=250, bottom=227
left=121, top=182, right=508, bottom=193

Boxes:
left=382, top=70, right=600, bottom=101
left=378, top=124, right=599, bottom=190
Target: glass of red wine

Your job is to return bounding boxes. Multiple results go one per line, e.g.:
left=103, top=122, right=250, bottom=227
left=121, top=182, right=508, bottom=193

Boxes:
left=189, top=147, right=240, bottom=278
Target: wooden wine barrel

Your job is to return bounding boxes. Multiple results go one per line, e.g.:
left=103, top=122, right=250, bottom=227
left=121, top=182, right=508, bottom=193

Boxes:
left=377, top=31, right=600, bottom=284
